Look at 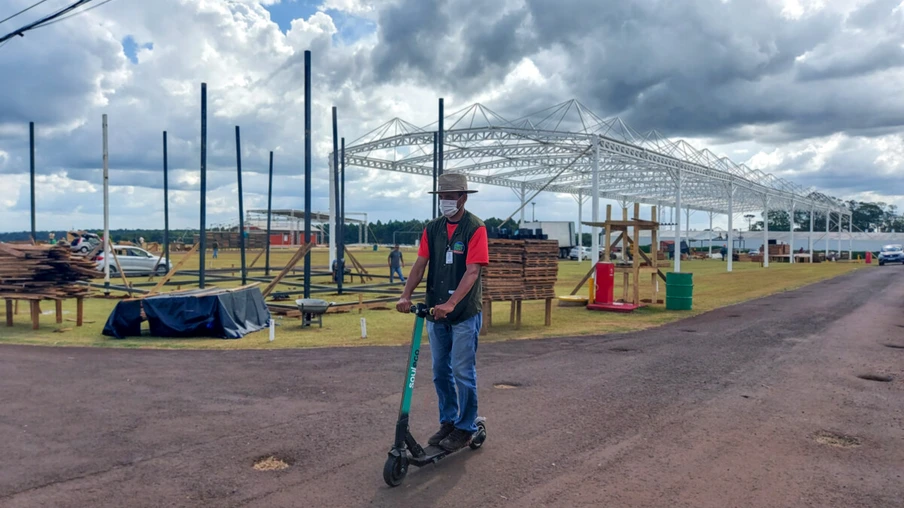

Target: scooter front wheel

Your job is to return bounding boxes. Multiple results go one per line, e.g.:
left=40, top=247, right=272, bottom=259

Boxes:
left=383, top=454, right=408, bottom=487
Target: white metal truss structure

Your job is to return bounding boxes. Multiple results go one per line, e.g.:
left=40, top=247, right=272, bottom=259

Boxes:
left=334, top=100, right=853, bottom=270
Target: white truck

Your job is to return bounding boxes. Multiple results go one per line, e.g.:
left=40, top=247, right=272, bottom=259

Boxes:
left=521, top=221, right=576, bottom=258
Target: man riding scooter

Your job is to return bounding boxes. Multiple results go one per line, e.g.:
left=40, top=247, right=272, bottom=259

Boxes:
left=396, top=173, right=489, bottom=452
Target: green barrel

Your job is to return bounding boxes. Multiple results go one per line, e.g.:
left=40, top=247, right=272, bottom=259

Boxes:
left=666, top=272, right=694, bottom=310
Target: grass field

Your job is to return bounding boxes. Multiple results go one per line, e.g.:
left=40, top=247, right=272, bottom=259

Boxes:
left=0, top=246, right=867, bottom=349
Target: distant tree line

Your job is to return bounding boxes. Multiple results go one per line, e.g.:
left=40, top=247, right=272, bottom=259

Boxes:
left=750, top=201, right=903, bottom=233
left=4, top=201, right=899, bottom=245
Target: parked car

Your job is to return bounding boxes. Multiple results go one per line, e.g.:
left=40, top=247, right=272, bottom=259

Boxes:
left=70, top=233, right=101, bottom=254
left=95, top=245, right=171, bottom=275
left=569, top=246, right=592, bottom=260
left=878, top=244, right=904, bottom=266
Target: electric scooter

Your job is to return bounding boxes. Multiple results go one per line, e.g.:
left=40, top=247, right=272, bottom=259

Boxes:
left=383, top=303, right=487, bottom=487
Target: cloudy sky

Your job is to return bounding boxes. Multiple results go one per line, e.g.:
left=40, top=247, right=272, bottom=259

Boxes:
left=1, top=0, right=903, bottom=235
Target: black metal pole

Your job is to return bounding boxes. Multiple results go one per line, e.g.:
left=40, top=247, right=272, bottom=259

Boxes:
left=438, top=98, right=444, bottom=176
left=235, top=125, right=246, bottom=286
left=340, top=137, right=346, bottom=284
left=331, top=106, right=342, bottom=294
left=199, top=83, right=207, bottom=289
left=163, top=131, right=169, bottom=269
left=265, top=150, right=274, bottom=277
left=303, top=50, right=312, bottom=299
left=432, top=131, right=438, bottom=219
left=29, top=121, right=36, bottom=242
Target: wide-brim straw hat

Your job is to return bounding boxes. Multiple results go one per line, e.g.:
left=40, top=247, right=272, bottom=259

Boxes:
left=428, top=172, right=478, bottom=194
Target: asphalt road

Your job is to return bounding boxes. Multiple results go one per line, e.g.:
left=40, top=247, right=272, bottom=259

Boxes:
left=1, top=267, right=902, bottom=507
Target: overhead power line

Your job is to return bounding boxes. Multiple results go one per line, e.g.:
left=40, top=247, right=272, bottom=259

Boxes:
left=0, top=0, right=52, bottom=26
left=0, top=0, right=120, bottom=46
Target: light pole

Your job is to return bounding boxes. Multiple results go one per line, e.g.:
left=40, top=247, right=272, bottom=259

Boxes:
left=532, top=201, right=536, bottom=222
left=744, top=214, right=755, bottom=231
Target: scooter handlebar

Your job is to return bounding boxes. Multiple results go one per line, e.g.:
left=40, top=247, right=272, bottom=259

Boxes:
left=409, top=304, right=432, bottom=318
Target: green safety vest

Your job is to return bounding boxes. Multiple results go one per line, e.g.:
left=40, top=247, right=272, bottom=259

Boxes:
left=425, top=211, right=484, bottom=324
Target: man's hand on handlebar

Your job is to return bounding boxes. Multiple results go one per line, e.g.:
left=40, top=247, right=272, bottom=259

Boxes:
left=433, top=301, right=455, bottom=320
left=396, top=297, right=412, bottom=313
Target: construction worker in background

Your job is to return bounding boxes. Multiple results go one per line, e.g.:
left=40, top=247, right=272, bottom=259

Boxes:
left=720, top=244, right=728, bottom=261
left=48, top=233, right=56, bottom=245
left=212, top=240, right=219, bottom=259
left=388, top=244, right=406, bottom=283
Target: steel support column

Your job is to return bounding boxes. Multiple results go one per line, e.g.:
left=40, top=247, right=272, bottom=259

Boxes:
left=235, top=126, right=246, bottom=285
left=303, top=51, right=312, bottom=298
left=675, top=169, right=682, bottom=273
left=727, top=185, right=734, bottom=273
left=265, top=151, right=273, bottom=276
left=330, top=106, right=339, bottom=267
left=763, top=198, right=770, bottom=268
left=102, top=115, right=110, bottom=294
left=591, top=135, right=600, bottom=269
left=808, top=207, right=814, bottom=261
left=825, top=209, right=830, bottom=258
left=848, top=214, right=853, bottom=261
left=199, top=83, right=208, bottom=289
left=29, top=121, right=36, bottom=242
left=708, top=211, right=714, bottom=259
left=163, top=131, right=170, bottom=275
left=789, top=202, right=795, bottom=264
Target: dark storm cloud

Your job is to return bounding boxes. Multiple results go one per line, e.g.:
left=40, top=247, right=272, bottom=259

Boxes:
left=369, top=0, right=536, bottom=92
left=367, top=0, right=904, bottom=142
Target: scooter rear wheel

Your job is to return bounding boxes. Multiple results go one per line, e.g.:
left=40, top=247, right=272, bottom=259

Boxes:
left=383, top=454, right=408, bottom=487
left=469, top=421, right=487, bottom=450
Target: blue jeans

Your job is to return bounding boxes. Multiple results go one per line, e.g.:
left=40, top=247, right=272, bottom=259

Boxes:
left=426, top=312, right=481, bottom=433
left=212, top=248, right=218, bottom=259
left=390, top=266, right=406, bottom=283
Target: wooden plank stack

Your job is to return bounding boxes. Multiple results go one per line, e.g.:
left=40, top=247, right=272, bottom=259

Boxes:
left=482, top=239, right=558, bottom=301
left=768, top=244, right=790, bottom=255
left=0, top=243, right=97, bottom=299
left=193, top=232, right=267, bottom=249
left=523, top=240, right=558, bottom=299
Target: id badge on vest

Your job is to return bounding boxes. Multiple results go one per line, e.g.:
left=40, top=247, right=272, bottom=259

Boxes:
left=445, top=246, right=453, bottom=265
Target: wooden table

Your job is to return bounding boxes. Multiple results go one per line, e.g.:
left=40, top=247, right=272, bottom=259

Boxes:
left=3, top=296, right=84, bottom=330
left=480, top=297, right=553, bottom=336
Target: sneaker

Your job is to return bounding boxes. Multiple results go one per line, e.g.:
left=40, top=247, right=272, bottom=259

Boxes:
left=438, top=428, right=471, bottom=452
left=427, top=422, right=455, bottom=446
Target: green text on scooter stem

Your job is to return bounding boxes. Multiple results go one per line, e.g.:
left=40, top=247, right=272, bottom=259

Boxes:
left=399, top=314, right=425, bottom=416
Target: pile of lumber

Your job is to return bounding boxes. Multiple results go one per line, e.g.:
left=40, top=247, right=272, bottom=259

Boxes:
left=482, top=239, right=558, bottom=301
left=523, top=240, right=558, bottom=299
left=768, top=244, right=790, bottom=255
left=192, top=231, right=267, bottom=249
left=0, top=243, right=97, bottom=299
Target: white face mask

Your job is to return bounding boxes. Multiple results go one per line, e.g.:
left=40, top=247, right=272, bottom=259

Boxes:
left=439, top=199, right=460, bottom=218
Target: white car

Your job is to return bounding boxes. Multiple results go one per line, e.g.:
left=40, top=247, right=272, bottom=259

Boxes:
left=569, top=246, right=592, bottom=260
left=95, top=245, right=171, bottom=275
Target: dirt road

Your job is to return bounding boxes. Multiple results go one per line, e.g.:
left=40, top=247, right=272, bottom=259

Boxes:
left=1, top=267, right=902, bottom=507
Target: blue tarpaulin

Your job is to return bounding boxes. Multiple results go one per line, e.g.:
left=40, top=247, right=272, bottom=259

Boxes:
left=103, top=286, right=270, bottom=339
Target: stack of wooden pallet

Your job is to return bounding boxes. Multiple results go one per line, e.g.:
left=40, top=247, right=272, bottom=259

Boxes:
left=523, top=240, right=558, bottom=299
left=0, top=243, right=97, bottom=299
left=193, top=232, right=267, bottom=249
left=483, top=239, right=524, bottom=300
left=482, top=239, right=558, bottom=301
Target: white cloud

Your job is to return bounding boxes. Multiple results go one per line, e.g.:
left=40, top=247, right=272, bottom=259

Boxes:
left=0, top=0, right=901, bottom=236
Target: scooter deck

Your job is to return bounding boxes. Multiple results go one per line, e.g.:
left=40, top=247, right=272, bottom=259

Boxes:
left=408, top=445, right=456, bottom=467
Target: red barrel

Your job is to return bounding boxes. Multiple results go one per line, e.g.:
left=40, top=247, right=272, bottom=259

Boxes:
left=865, top=251, right=872, bottom=264
left=595, top=262, right=615, bottom=305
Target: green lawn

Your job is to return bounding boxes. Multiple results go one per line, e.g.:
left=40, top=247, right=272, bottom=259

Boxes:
left=0, top=246, right=867, bottom=349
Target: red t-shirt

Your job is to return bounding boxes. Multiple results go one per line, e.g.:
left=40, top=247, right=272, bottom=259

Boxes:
left=418, top=223, right=489, bottom=266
